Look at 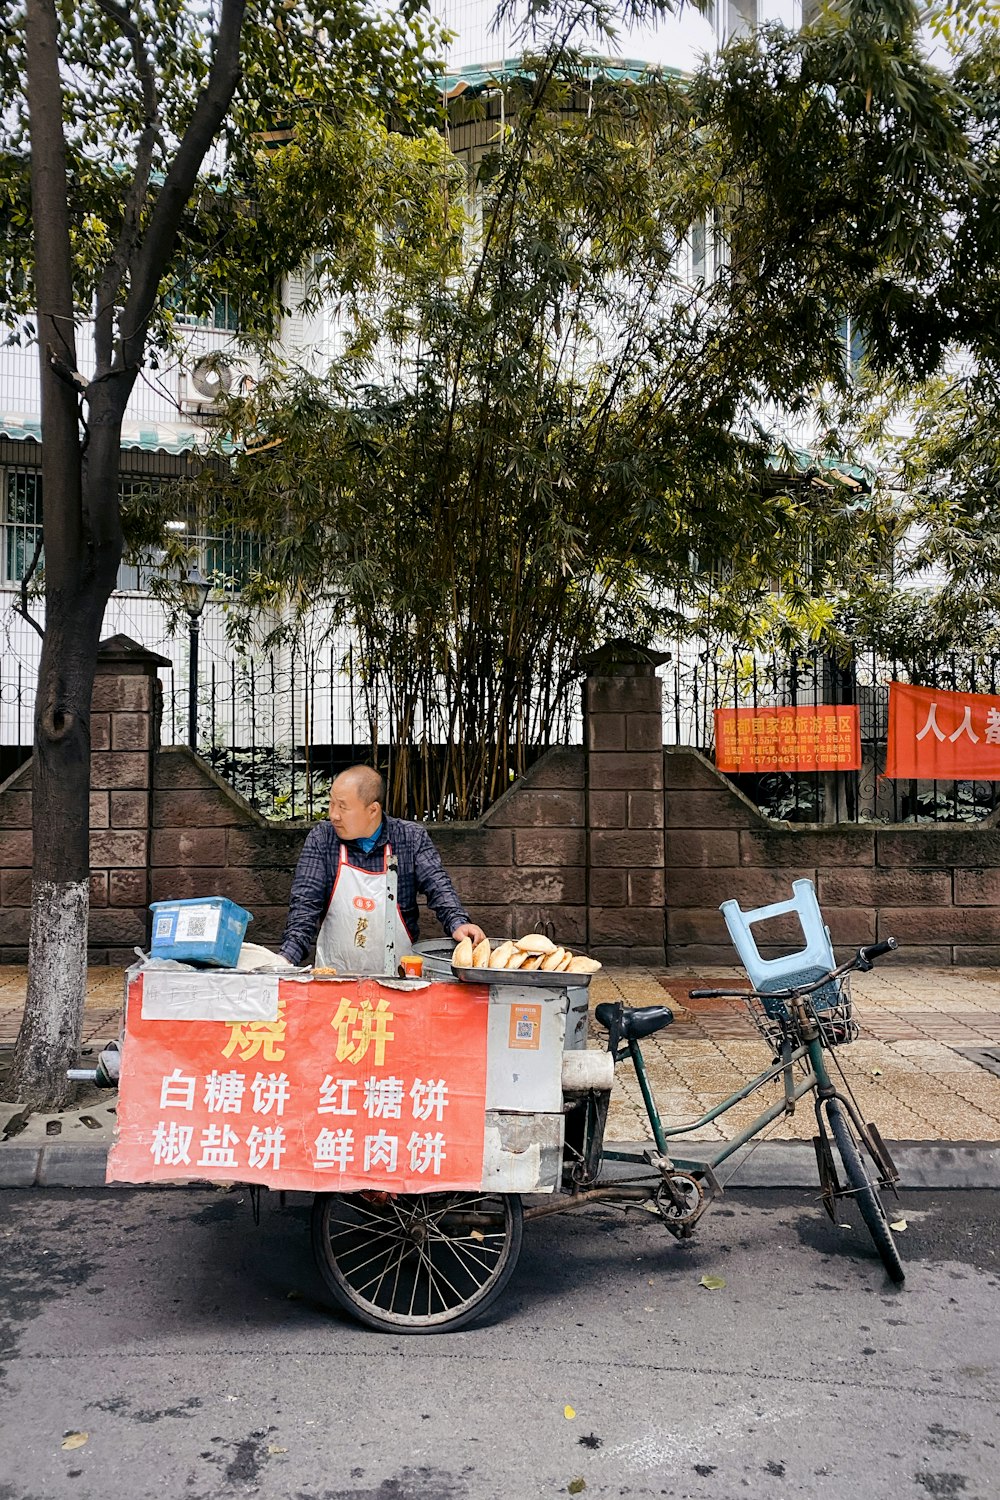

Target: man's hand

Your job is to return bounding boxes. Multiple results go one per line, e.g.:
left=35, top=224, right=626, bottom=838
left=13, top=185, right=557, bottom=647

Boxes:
left=452, top=922, right=486, bottom=947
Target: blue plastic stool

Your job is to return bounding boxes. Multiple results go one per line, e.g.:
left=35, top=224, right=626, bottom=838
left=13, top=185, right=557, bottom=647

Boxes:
left=720, top=878, right=840, bottom=1017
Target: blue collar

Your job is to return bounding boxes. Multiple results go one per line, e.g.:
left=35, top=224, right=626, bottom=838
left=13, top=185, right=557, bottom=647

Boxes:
left=353, top=819, right=385, bottom=854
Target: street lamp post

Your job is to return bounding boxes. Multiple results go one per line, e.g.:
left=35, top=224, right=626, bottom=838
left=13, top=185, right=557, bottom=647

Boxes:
left=180, top=565, right=211, bottom=752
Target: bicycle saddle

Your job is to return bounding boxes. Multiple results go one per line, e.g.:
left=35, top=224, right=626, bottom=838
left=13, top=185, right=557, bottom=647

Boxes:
left=594, top=1001, right=674, bottom=1040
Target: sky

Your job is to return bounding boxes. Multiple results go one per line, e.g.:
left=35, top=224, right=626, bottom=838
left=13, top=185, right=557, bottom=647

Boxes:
left=434, top=0, right=720, bottom=72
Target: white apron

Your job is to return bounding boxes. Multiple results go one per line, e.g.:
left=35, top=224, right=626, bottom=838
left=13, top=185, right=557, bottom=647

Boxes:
left=315, top=842, right=413, bottom=976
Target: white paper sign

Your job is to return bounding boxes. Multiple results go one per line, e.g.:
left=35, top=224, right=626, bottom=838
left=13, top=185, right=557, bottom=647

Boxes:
left=141, top=972, right=279, bottom=1022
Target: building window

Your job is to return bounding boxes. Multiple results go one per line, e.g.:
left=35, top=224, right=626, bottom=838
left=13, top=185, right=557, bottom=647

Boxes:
left=167, top=289, right=240, bottom=331
left=1, top=469, right=43, bottom=585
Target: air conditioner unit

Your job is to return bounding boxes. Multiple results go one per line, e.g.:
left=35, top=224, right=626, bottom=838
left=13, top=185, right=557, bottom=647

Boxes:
left=178, top=356, right=234, bottom=420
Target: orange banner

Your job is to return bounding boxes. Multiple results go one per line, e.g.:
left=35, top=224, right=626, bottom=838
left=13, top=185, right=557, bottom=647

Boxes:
left=714, top=705, right=861, bottom=774
left=886, top=682, right=1000, bottom=779
left=107, top=977, right=490, bottom=1192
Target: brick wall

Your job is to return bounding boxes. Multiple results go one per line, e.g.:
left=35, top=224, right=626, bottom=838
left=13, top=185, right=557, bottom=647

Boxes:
left=665, top=747, right=1000, bottom=966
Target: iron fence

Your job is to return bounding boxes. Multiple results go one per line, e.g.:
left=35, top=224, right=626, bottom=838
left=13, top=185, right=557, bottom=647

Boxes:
left=661, top=642, right=1000, bottom=825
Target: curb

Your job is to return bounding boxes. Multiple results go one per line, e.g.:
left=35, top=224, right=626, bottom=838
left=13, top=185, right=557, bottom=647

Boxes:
left=2, top=1138, right=1000, bottom=1190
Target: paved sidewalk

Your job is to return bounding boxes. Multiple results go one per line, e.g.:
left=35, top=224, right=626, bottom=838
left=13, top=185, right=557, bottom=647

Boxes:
left=3, top=964, right=1000, bottom=1187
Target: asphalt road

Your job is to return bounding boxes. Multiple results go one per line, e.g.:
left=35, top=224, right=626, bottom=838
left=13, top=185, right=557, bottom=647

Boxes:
left=1, top=1185, right=998, bottom=1500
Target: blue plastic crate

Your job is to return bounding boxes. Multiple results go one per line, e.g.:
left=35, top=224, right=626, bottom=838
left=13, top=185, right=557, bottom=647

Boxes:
left=148, top=897, right=252, bottom=968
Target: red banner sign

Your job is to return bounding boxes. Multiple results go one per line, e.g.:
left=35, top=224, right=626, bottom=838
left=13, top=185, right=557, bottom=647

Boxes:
left=714, top=705, right=861, bottom=774
left=107, top=977, right=490, bottom=1192
left=886, top=682, right=1000, bottom=780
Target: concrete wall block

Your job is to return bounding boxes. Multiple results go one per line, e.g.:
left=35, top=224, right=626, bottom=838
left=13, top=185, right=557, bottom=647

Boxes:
left=0, top=791, right=33, bottom=829
left=485, top=789, right=585, bottom=828
left=239, top=905, right=287, bottom=944
left=588, top=791, right=626, bottom=828
left=666, top=867, right=812, bottom=910
left=0, top=830, right=32, bottom=866
left=90, top=871, right=109, bottom=907
left=666, top=942, right=741, bottom=966
left=666, top=830, right=740, bottom=868
left=89, top=830, right=148, bottom=869
left=954, top=946, right=1000, bottom=965
left=151, top=866, right=293, bottom=908
left=110, top=869, right=148, bottom=908
left=0, top=905, right=30, bottom=943
left=663, top=748, right=731, bottom=792
left=152, top=827, right=227, bottom=868
left=434, top=864, right=586, bottom=907
left=429, top=826, right=514, bottom=867
left=87, top=908, right=148, bottom=944
left=154, top=787, right=258, bottom=829
left=588, top=752, right=663, bottom=792
left=512, top=828, right=585, bottom=867
left=877, top=828, right=1000, bottom=869
left=628, top=869, right=665, bottom=907
left=91, top=674, right=152, bottom=713
left=522, top=748, right=585, bottom=790
left=589, top=905, right=665, bottom=946
left=668, top=790, right=758, bottom=830
left=584, top=675, right=661, bottom=714
left=586, top=713, right=626, bottom=752
left=155, top=749, right=224, bottom=790
left=512, top=905, right=587, bottom=944
left=91, top=751, right=150, bottom=791
left=739, top=830, right=875, bottom=868
left=111, top=713, right=151, bottom=751
left=954, top=868, right=1000, bottom=905
left=589, top=868, right=628, bottom=906
left=819, top=868, right=953, bottom=908
left=91, top=714, right=111, bottom=751
left=589, top=829, right=664, bottom=868
left=625, top=713, right=663, bottom=752
left=225, top=826, right=311, bottom=869
left=109, top=791, right=149, bottom=828
left=90, top=792, right=109, bottom=829
left=627, top=791, right=663, bottom=830
left=1, top=869, right=31, bottom=905
left=0, top=947, right=30, bottom=964
left=878, top=906, right=1000, bottom=944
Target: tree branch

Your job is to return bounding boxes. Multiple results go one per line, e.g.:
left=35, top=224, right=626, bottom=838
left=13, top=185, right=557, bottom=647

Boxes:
left=117, top=0, right=247, bottom=376
left=92, top=0, right=162, bottom=374
left=14, top=533, right=46, bottom=639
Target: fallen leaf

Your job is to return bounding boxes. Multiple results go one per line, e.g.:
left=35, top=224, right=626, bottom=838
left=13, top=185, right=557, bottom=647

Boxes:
left=469, top=1230, right=485, bottom=1243
left=267, top=1445, right=287, bottom=1456
left=568, top=1480, right=587, bottom=1495
left=564, top=1405, right=576, bottom=1420
left=839, top=1223, right=853, bottom=1230
left=871, top=1068, right=883, bottom=1078
left=890, top=1219, right=908, bottom=1232
left=61, top=1433, right=88, bottom=1451
left=699, top=1274, right=726, bottom=1291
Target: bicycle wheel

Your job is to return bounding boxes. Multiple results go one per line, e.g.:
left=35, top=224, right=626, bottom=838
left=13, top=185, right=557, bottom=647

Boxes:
left=825, top=1099, right=905, bottom=1284
left=311, top=1191, right=523, bottom=1333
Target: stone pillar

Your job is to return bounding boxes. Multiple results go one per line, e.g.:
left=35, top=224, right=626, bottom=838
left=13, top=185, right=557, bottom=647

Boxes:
left=582, top=641, right=668, bottom=965
left=88, top=635, right=170, bottom=963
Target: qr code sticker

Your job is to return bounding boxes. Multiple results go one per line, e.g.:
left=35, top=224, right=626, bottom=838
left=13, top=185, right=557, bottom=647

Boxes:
left=155, top=916, right=173, bottom=939
left=515, top=1018, right=534, bottom=1041
left=174, top=906, right=220, bottom=944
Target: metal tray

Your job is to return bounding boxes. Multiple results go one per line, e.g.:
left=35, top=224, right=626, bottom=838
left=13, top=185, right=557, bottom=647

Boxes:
left=448, top=963, right=593, bottom=989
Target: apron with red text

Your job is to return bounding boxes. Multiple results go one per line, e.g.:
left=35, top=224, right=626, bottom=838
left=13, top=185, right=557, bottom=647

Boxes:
left=314, top=842, right=413, bottom=976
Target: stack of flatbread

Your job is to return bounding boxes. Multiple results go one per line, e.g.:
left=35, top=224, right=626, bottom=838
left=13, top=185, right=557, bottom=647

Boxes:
left=452, top=933, right=601, bottom=975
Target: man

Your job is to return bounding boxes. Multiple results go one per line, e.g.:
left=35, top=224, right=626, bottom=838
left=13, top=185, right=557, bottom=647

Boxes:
left=278, top=765, right=485, bottom=974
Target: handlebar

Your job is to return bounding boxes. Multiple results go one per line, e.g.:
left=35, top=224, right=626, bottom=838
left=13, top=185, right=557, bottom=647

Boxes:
left=688, top=935, right=899, bottom=1003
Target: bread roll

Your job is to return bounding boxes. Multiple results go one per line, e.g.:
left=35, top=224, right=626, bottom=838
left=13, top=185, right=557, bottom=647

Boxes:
left=515, top=933, right=556, bottom=955
left=521, top=953, right=545, bottom=970
left=555, top=952, right=573, bottom=971
left=567, top=955, right=602, bottom=974
left=504, top=950, right=528, bottom=969
left=540, top=946, right=566, bottom=971
left=452, top=937, right=474, bottom=968
left=472, top=937, right=492, bottom=968
left=489, top=940, right=514, bottom=969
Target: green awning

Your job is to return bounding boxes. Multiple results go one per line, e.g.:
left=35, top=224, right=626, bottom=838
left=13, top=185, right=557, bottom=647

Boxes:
left=440, top=54, right=681, bottom=99
left=0, top=411, right=234, bottom=455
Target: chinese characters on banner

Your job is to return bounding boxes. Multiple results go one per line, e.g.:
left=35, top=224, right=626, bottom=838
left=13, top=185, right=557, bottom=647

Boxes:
left=107, top=978, right=490, bottom=1192
left=886, top=682, right=1000, bottom=779
left=714, top=705, right=861, bottom=774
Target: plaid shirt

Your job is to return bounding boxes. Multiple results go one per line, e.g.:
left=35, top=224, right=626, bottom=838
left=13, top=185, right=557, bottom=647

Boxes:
left=279, top=815, right=470, bottom=965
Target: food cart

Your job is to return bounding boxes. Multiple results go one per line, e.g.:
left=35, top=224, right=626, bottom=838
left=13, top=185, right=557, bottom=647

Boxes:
left=106, top=957, right=605, bottom=1331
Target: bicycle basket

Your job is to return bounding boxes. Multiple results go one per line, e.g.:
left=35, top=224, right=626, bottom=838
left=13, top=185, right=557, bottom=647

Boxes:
left=756, top=965, right=843, bottom=1021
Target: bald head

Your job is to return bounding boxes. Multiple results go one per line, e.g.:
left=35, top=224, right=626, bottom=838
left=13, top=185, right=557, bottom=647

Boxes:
left=328, top=765, right=385, bottom=841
